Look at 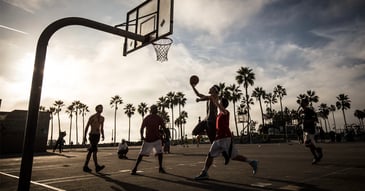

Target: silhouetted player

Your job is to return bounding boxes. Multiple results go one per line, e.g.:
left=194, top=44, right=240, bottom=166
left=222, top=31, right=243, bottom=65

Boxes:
left=299, top=98, right=323, bottom=164
left=82, top=104, right=105, bottom=173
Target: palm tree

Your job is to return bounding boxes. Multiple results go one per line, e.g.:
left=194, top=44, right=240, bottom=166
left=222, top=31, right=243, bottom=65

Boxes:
left=274, top=85, right=287, bottom=140
left=237, top=103, right=246, bottom=125
left=157, top=96, right=169, bottom=112
left=124, top=103, right=136, bottom=142
left=329, top=105, right=337, bottom=132
left=180, top=110, right=188, bottom=138
left=158, top=109, right=170, bottom=124
left=252, top=87, right=266, bottom=132
left=236, top=67, right=255, bottom=142
left=110, top=95, right=123, bottom=144
left=137, top=102, right=149, bottom=120
left=53, top=100, right=65, bottom=133
left=296, top=94, right=308, bottom=105
left=264, top=92, right=277, bottom=111
left=79, top=103, right=89, bottom=144
left=306, top=90, right=319, bottom=107
left=156, top=96, right=170, bottom=137
left=72, top=100, right=81, bottom=145
left=66, top=104, right=75, bottom=145
left=227, top=84, right=242, bottom=136
left=218, top=82, right=226, bottom=98
left=355, top=110, right=363, bottom=128
left=336, top=94, right=351, bottom=130
left=239, top=95, right=254, bottom=136
left=175, top=117, right=184, bottom=142
left=47, top=107, right=56, bottom=147
left=176, top=92, right=187, bottom=141
left=264, top=92, right=277, bottom=127
left=354, top=110, right=365, bottom=129
left=318, top=103, right=330, bottom=133
left=166, top=91, right=179, bottom=141
left=175, top=111, right=188, bottom=142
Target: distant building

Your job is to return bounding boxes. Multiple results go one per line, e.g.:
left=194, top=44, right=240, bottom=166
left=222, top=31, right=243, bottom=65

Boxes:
left=0, top=110, right=50, bottom=154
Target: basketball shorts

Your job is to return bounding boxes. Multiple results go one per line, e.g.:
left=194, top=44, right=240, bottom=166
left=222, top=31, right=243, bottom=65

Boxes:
left=88, top=133, right=100, bottom=152
left=139, top=139, right=163, bottom=156
left=208, top=137, right=238, bottom=159
left=303, top=132, right=317, bottom=147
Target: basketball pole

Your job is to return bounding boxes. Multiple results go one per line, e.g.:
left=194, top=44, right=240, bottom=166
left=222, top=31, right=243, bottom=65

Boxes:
left=18, top=17, right=146, bottom=191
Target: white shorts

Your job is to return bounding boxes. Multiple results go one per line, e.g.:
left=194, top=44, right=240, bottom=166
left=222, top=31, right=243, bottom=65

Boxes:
left=208, top=137, right=238, bottom=159
left=139, top=139, right=163, bottom=156
left=303, top=132, right=317, bottom=147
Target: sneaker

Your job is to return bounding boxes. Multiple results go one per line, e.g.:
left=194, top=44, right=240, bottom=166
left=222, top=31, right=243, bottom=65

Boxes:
left=312, top=158, right=318, bottom=165
left=194, top=171, right=209, bottom=180
left=83, top=166, right=92, bottom=173
left=131, top=169, right=137, bottom=175
left=159, top=168, right=166, bottom=174
left=249, top=160, right=258, bottom=175
left=95, top=165, right=105, bottom=173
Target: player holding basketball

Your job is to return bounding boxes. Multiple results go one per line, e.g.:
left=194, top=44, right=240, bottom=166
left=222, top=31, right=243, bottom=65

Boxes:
left=195, top=98, right=258, bottom=180
left=190, top=76, right=220, bottom=143
left=299, top=98, right=323, bottom=164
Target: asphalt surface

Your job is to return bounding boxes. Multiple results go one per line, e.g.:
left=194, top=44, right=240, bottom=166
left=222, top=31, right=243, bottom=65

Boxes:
left=1, top=142, right=365, bottom=191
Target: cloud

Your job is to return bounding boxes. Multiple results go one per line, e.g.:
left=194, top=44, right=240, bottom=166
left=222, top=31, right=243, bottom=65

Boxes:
left=3, top=0, right=49, bottom=13
left=0, top=24, right=28, bottom=34
left=175, top=0, right=266, bottom=45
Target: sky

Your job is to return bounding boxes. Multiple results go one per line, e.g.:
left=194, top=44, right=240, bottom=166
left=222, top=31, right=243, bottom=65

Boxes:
left=1, top=0, right=365, bottom=144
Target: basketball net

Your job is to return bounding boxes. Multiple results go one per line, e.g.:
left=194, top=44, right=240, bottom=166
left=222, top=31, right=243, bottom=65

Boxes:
left=152, top=37, right=173, bottom=62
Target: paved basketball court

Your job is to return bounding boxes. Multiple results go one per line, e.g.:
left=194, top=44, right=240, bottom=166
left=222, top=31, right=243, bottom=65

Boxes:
left=1, top=142, right=365, bottom=191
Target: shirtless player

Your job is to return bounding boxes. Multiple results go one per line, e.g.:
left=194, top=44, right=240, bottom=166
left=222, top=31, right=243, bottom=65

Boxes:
left=83, top=104, right=105, bottom=173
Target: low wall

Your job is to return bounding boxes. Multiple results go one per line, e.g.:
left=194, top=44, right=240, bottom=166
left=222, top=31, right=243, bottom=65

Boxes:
left=0, top=110, right=50, bottom=154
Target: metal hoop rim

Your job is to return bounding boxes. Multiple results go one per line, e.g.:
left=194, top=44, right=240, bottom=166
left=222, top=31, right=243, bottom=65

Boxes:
left=152, top=37, right=173, bottom=46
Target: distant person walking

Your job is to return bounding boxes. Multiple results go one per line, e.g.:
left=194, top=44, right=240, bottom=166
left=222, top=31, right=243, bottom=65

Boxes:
left=131, top=105, right=169, bottom=175
left=82, top=104, right=105, bottom=173
left=195, top=98, right=258, bottom=180
left=191, top=83, right=220, bottom=143
left=299, top=98, right=323, bottom=164
left=53, top=131, right=66, bottom=153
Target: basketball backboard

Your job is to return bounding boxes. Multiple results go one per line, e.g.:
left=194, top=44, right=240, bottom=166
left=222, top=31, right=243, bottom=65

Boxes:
left=118, top=0, right=174, bottom=56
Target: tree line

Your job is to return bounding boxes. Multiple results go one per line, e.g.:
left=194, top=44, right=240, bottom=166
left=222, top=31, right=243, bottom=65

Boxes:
left=40, top=66, right=365, bottom=145
left=40, top=92, right=188, bottom=145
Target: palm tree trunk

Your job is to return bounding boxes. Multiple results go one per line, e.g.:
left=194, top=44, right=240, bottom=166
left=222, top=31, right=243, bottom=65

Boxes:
left=50, top=116, right=54, bottom=147
left=57, top=113, right=61, bottom=133
left=233, top=101, right=239, bottom=136
left=128, top=117, right=131, bottom=142
left=75, top=113, right=78, bottom=145
left=259, top=99, right=265, bottom=132
left=331, top=111, right=337, bottom=132
left=69, top=117, right=72, bottom=145
left=171, top=106, right=174, bottom=141
left=245, top=88, right=251, bottom=143
left=82, top=114, right=85, bottom=144
left=342, top=109, right=348, bottom=129
left=114, top=107, right=117, bottom=144
left=280, top=98, right=286, bottom=142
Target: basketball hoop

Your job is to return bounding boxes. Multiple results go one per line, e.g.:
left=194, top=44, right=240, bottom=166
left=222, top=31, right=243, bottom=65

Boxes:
left=152, top=37, right=173, bottom=62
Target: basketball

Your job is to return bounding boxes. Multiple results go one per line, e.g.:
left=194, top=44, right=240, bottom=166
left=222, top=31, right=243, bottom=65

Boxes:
left=190, top=75, right=199, bottom=86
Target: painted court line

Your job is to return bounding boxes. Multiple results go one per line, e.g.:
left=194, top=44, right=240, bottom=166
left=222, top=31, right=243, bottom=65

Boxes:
left=0, top=171, right=66, bottom=191
left=36, top=174, right=95, bottom=184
